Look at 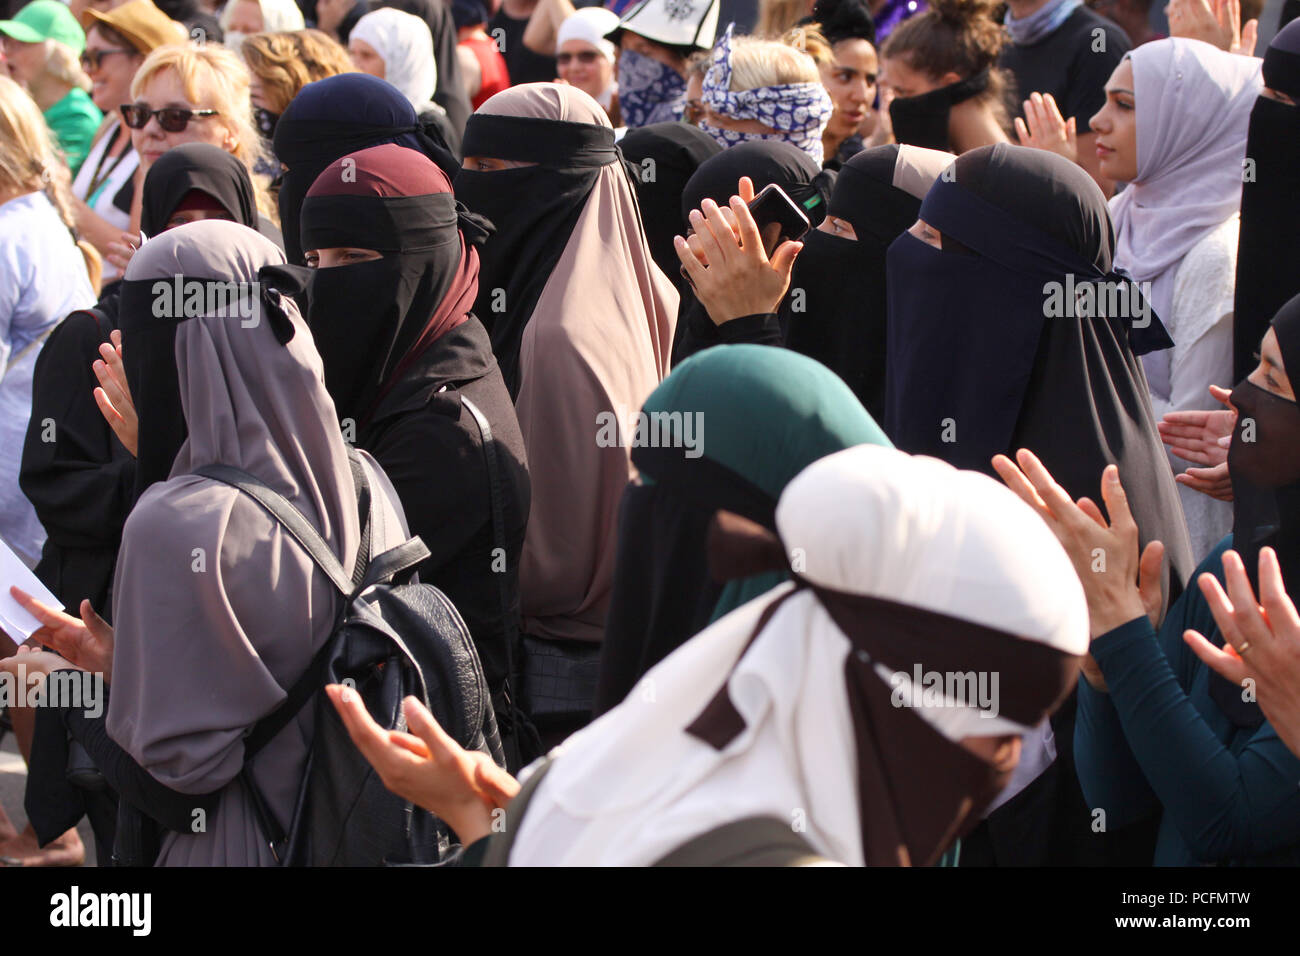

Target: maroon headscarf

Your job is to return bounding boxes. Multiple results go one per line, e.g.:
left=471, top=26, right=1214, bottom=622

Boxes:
left=299, top=143, right=485, bottom=427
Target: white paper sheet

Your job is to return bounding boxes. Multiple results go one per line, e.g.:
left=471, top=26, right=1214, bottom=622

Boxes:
left=0, top=535, right=62, bottom=642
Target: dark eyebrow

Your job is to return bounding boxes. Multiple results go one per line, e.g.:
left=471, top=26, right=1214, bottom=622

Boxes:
left=1106, top=87, right=1135, bottom=96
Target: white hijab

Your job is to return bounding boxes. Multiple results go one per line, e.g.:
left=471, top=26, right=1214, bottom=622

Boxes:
left=351, top=7, right=438, bottom=110
left=507, top=446, right=1088, bottom=866
left=1109, top=38, right=1261, bottom=325
left=221, top=0, right=305, bottom=55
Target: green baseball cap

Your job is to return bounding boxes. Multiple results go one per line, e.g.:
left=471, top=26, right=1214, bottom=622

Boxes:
left=0, top=1, right=87, bottom=55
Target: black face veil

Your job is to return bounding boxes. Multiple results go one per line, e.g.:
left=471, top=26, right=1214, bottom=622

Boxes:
left=1233, top=20, right=1300, bottom=381
left=452, top=111, right=619, bottom=397
left=779, top=145, right=925, bottom=421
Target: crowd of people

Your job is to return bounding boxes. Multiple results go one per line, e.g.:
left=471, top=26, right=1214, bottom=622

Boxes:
left=0, top=0, right=1297, bottom=869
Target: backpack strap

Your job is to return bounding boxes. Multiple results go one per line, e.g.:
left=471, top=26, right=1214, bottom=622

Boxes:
left=195, top=464, right=353, bottom=595
left=460, top=394, right=537, bottom=764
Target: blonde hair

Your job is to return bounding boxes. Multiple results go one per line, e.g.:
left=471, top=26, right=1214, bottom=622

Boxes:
left=0, top=76, right=100, bottom=290
left=241, top=29, right=355, bottom=115
left=726, top=35, right=821, bottom=91
left=44, top=40, right=93, bottom=92
left=130, top=43, right=273, bottom=215
left=756, top=0, right=809, bottom=39
left=784, top=25, right=833, bottom=68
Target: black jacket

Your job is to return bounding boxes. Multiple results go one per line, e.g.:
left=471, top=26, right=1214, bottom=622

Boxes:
left=358, top=316, right=530, bottom=703
left=20, top=292, right=134, bottom=620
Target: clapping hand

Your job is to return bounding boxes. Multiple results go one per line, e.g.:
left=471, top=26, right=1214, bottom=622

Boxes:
left=1184, top=547, right=1300, bottom=758
left=1014, top=92, right=1077, bottom=165
left=675, top=176, right=802, bottom=326
left=1158, top=384, right=1235, bottom=501
left=93, top=329, right=137, bottom=457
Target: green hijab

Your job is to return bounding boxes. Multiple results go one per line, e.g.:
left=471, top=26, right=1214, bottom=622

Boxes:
left=597, top=345, right=891, bottom=714
left=635, top=344, right=891, bottom=618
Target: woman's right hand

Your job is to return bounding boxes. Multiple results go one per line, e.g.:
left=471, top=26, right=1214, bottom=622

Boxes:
left=93, top=329, right=138, bottom=457
left=10, top=588, right=114, bottom=683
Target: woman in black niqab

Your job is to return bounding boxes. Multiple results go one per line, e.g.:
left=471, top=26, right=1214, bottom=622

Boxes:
left=884, top=143, right=1193, bottom=866
left=273, top=73, right=460, bottom=266
left=1233, top=19, right=1300, bottom=382
left=777, top=144, right=944, bottom=421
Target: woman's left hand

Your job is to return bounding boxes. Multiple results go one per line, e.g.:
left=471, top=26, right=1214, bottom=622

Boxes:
left=1014, top=92, right=1077, bottom=165
left=326, top=685, right=518, bottom=846
left=992, top=449, right=1155, bottom=639
left=1184, top=546, right=1300, bottom=757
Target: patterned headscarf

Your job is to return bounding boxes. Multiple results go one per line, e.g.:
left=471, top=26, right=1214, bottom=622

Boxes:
left=700, top=24, right=834, bottom=165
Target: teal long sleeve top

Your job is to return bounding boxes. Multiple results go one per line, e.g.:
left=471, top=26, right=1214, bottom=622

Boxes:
left=1075, top=537, right=1300, bottom=865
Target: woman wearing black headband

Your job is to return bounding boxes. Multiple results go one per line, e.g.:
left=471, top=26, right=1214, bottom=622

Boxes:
left=453, top=83, right=675, bottom=737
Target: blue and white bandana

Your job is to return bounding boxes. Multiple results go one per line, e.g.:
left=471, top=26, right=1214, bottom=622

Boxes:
left=618, top=47, right=688, bottom=128
left=700, top=24, right=834, bottom=165
left=1003, top=0, right=1081, bottom=46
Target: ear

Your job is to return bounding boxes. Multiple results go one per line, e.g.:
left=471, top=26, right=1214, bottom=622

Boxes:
left=938, top=71, right=962, bottom=87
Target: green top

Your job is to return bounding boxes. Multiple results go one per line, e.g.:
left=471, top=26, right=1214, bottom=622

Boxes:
left=44, top=88, right=103, bottom=177
left=638, top=344, right=892, bottom=619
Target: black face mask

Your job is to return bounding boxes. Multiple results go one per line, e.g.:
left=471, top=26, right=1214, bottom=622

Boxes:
left=889, top=70, right=990, bottom=152
left=1228, top=380, right=1300, bottom=489
left=306, top=256, right=411, bottom=427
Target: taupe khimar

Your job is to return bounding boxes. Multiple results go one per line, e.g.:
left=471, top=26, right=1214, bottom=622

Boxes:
left=107, top=220, right=410, bottom=866
left=504, top=446, right=1088, bottom=866
left=454, top=83, right=678, bottom=643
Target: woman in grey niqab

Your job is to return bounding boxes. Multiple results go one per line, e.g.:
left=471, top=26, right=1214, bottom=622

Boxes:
left=108, top=219, right=409, bottom=865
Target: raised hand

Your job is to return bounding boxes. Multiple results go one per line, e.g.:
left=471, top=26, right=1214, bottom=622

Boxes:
left=992, top=449, right=1150, bottom=639
left=675, top=192, right=802, bottom=326
left=1014, top=92, right=1077, bottom=165
left=93, top=329, right=137, bottom=457
left=1184, top=547, right=1300, bottom=757
left=1158, top=383, right=1235, bottom=501
left=326, top=685, right=517, bottom=846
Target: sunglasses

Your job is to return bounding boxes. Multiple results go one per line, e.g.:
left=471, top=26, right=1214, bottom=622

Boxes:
left=557, top=50, right=600, bottom=65
left=253, top=106, right=280, bottom=137
left=120, top=103, right=220, bottom=132
left=80, top=48, right=134, bottom=71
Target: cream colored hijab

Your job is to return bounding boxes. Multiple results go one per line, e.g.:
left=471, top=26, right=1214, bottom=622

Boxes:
left=477, top=83, right=678, bottom=643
